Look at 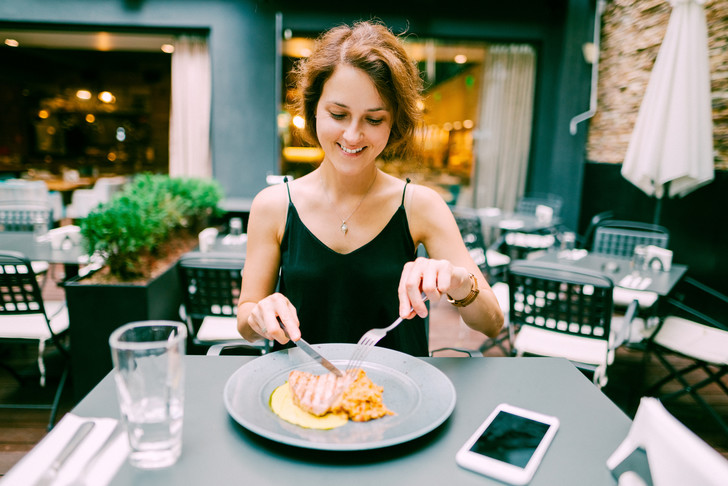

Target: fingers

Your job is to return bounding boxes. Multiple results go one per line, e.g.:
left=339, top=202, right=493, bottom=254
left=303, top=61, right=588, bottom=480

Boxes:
left=399, top=257, right=452, bottom=318
left=249, top=293, right=300, bottom=344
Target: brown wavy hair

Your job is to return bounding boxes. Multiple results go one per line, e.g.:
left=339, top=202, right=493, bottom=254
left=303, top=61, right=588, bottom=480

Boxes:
left=289, top=20, right=423, bottom=159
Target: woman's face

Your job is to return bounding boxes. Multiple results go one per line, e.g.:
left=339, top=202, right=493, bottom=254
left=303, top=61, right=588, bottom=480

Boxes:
left=315, top=65, right=392, bottom=174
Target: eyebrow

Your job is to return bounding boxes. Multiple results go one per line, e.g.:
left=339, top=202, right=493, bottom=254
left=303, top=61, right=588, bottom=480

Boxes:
left=328, top=102, right=388, bottom=113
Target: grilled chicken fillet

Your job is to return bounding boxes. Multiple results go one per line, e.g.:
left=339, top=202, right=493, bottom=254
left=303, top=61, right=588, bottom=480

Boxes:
left=288, top=370, right=353, bottom=416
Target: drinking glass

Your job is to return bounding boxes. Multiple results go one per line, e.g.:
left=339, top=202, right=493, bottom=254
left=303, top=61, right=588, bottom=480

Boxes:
left=631, top=245, right=648, bottom=274
left=558, top=231, right=576, bottom=260
left=229, top=217, right=243, bottom=236
left=33, top=216, right=48, bottom=242
left=109, top=321, right=187, bottom=469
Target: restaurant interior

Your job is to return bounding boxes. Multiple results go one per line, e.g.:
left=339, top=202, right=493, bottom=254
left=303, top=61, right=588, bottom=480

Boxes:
left=1, top=0, right=727, bottom=483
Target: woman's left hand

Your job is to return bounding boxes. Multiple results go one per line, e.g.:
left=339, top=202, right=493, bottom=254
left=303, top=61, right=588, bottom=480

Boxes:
left=398, top=257, right=471, bottom=319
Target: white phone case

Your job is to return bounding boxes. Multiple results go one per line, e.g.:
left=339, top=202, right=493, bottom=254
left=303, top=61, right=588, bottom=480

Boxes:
left=456, top=403, right=560, bottom=485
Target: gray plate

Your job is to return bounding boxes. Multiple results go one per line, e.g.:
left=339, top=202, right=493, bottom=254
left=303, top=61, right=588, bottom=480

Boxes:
left=223, top=343, right=456, bottom=451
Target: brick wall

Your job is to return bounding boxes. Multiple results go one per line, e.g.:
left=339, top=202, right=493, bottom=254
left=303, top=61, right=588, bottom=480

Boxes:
left=587, top=0, right=727, bottom=170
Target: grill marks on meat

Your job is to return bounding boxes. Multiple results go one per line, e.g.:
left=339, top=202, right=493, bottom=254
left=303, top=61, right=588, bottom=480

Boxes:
left=288, top=370, right=353, bottom=416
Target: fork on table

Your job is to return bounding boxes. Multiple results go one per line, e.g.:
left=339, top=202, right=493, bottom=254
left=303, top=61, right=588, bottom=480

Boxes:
left=346, top=294, right=428, bottom=373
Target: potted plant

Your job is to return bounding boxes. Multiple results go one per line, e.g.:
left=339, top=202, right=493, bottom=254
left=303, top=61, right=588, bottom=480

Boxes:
left=64, top=173, right=224, bottom=399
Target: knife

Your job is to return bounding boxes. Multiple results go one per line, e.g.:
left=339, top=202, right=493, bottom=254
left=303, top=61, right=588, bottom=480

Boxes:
left=278, top=318, right=343, bottom=377
left=34, top=420, right=95, bottom=486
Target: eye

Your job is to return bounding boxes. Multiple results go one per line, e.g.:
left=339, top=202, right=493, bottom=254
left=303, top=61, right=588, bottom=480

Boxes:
left=329, top=112, right=346, bottom=120
left=367, top=118, right=383, bottom=126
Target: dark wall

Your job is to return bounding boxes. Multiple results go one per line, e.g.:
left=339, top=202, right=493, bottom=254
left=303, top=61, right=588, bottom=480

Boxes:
left=580, top=161, right=727, bottom=295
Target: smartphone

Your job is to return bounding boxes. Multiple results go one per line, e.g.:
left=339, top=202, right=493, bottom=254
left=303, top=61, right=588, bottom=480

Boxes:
left=456, top=403, right=560, bottom=485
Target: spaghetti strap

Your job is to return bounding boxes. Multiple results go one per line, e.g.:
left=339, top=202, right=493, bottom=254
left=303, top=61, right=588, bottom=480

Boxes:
left=401, top=178, right=410, bottom=206
left=284, top=177, right=292, bottom=203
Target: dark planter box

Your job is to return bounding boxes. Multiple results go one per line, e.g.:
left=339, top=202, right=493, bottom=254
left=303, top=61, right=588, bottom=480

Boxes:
left=64, top=261, right=183, bottom=401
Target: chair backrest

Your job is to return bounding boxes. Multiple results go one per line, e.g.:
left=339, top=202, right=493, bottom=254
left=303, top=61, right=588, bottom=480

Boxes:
left=516, top=193, right=563, bottom=218
left=579, top=210, right=615, bottom=249
left=92, top=176, right=126, bottom=201
left=452, top=209, right=491, bottom=277
left=0, top=202, right=52, bottom=232
left=507, top=260, right=614, bottom=341
left=177, top=252, right=245, bottom=331
left=0, top=179, right=50, bottom=203
left=607, top=397, right=728, bottom=486
left=0, top=251, right=48, bottom=317
left=592, top=220, right=669, bottom=258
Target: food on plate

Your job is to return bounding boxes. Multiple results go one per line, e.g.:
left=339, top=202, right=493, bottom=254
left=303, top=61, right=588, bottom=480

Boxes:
left=270, top=369, right=394, bottom=429
left=288, top=369, right=353, bottom=416
left=331, top=369, right=394, bottom=422
left=270, top=381, right=348, bottom=430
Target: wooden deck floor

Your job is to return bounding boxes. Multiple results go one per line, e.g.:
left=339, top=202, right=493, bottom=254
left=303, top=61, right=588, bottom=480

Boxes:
left=1, top=269, right=726, bottom=476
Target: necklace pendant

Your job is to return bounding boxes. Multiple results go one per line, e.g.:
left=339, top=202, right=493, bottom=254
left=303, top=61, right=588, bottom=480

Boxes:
left=341, top=222, right=348, bottom=235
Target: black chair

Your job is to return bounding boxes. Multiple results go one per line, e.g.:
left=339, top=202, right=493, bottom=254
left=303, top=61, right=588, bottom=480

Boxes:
left=515, top=193, right=563, bottom=219
left=591, top=219, right=671, bottom=312
left=592, top=220, right=669, bottom=258
left=0, top=201, right=53, bottom=285
left=507, top=260, right=637, bottom=388
left=451, top=208, right=510, bottom=283
left=178, top=251, right=270, bottom=355
left=577, top=209, right=615, bottom=250
left=450, top=208, right=511, bottom=355
left=0, top=251, right=70, bottom=430
left=643, top=277, right=728, bottom=438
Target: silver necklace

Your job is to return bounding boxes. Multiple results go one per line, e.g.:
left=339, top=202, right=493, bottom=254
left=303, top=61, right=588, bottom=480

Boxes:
left=321, top=170, right=378, bottom=235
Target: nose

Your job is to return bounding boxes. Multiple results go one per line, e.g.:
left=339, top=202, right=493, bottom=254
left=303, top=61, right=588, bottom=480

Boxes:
left=342, top=120, right=362, bottom=144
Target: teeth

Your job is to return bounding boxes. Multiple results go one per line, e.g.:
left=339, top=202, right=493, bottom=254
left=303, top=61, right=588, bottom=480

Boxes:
left=340, top=145, right=364, bottom=154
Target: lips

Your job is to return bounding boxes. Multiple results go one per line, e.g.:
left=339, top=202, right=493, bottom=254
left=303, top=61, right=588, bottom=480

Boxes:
left=339, top=144, right=364, bottom=154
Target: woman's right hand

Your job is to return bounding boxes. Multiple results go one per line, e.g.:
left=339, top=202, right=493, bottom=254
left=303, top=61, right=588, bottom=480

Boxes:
left=246, top=293, right=301, bottom=344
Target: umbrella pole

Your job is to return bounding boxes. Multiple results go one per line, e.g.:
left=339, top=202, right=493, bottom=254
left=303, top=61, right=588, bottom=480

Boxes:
left=653, top=181, right=670, bottom=225
left=653, top=197, right=663, bottom=225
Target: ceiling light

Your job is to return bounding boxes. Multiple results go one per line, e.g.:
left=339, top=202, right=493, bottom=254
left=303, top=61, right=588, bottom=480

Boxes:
left=4, top=38, right=19, bottom=47
left=76, top=90, right=92, bottom=100
left=161, top=43, right=174, bottom=54
left=98, top=91, right=116, bottom=103
left=454, top=54, right=467, bottom=64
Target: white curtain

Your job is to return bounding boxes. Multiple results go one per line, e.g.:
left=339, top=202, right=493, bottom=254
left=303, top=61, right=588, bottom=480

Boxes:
left=169, top=35, right=212, bottom=178
left=473, top=44, right=537, bottom=212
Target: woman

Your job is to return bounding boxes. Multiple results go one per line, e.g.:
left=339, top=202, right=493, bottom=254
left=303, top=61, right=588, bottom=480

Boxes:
left=237, top=20, right=503, bottom=356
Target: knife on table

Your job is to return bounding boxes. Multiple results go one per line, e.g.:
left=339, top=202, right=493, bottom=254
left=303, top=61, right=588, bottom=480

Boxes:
left=34, top=420, right=95, bottom=486
left=278, top=318, right=343, bottom=377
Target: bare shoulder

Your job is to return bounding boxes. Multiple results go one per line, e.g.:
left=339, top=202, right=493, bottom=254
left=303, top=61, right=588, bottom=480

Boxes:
left=250, top=183, right=289, bottom=220
left=405, top=183, right=453, bottom=221
left=247, top=183, right=291, bottom=243
left=404, top=183, right=456, bottom=242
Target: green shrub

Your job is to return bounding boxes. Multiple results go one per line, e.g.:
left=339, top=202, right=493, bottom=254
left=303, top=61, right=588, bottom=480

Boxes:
left=80, top=173, right=224, bottom=280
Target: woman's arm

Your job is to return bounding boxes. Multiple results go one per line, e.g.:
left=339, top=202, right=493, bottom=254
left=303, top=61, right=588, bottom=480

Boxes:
left=236, top=185, right=298, bottom=344
left=403, top=185, right=504, bottom=339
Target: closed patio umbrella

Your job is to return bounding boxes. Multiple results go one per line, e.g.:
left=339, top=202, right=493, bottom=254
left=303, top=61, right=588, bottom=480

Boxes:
left=621, top=0, right=714, bottom=224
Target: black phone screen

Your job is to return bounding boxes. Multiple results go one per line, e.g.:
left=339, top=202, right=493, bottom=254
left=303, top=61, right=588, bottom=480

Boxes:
left=468, top=411, right=551, bottom=468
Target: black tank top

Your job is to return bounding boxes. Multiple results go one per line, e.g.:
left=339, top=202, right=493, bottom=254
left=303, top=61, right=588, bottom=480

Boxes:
left=277, top=179, right=428, bottom=356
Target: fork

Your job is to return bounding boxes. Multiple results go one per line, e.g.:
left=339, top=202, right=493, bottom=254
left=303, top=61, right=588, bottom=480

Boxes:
left=346, top=294, right=428, bottom=373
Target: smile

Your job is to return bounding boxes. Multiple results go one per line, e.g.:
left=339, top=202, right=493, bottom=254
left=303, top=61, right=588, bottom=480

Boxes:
left=339, top=144, right=364, bottom=154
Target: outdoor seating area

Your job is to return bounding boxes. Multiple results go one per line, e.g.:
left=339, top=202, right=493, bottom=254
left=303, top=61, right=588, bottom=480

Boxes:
left=1, top=0, right=727, bottom=484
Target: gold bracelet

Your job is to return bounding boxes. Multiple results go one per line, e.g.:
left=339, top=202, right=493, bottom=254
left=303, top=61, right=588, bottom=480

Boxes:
left=446, top=273, right=479, bottom=307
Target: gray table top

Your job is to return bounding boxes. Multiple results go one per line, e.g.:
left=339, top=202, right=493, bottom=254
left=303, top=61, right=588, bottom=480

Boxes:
left=531, top=251, right=688, bottom=296
left=0, top=231, right=84, bottom=265
left=72, top=355, right=628, bottom=486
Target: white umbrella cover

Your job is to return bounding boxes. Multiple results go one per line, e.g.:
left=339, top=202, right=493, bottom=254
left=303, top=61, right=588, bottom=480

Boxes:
left=621, top=0, right=714, bottom=200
